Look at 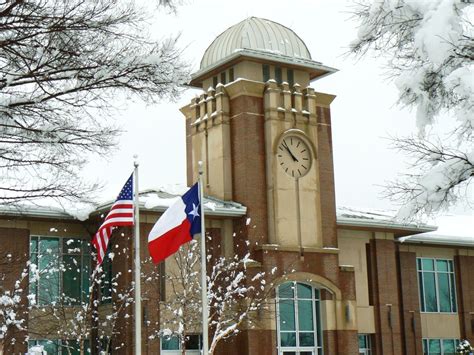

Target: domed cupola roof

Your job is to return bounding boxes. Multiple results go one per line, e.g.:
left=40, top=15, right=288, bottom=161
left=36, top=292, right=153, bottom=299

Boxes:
left=189, top=17, right=337, bottom=87
left=200, top=17, right=312, bottom=69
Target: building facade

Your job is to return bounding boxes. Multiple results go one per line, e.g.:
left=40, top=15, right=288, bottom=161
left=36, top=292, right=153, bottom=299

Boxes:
left=0, top=17, right=472, bottom=355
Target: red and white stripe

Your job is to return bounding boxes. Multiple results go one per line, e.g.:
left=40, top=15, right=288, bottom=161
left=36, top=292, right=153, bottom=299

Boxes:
left=92, top=199, right=134, bottom=266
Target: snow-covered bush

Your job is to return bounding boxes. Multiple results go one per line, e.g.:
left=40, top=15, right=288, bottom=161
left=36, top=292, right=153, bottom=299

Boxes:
left=457, top=339, right=473, bottom=354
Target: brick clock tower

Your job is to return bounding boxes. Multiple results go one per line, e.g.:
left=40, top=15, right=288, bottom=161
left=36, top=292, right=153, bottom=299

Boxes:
left=181, top=17, right=359, bottom=355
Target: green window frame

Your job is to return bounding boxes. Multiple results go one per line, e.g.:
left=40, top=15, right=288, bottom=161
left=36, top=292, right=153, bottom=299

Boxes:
left=28, top=339, right=90, bottom=355
left=161, top=334, right=202, bottom=354
left=276, top=281, right=323, bottom=355
left=417, top=258, right=457, bottom=313
left=30, top=236, right=91, bottom=306
left=422, top=338, right=459, bottom=355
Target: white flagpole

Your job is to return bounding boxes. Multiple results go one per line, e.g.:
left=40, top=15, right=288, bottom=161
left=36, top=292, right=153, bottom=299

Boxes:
left=133, top=156, right=142, bottom=355
left=198, top=161, right=209, bottom=355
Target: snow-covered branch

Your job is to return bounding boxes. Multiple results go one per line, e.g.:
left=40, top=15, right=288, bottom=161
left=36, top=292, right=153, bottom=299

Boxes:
left=0, top=0, right=189, bottom=204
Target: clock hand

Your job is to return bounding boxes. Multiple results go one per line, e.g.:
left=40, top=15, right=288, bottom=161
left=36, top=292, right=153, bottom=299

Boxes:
left=283, top=141, right=299, bottom=162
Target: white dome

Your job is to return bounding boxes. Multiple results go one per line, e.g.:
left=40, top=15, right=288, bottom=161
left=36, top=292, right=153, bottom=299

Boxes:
left=200, top=17, right=312, bottom=70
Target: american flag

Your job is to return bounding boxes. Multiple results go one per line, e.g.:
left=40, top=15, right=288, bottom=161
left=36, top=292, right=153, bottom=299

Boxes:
left=92, top=174, right=134, bottom=266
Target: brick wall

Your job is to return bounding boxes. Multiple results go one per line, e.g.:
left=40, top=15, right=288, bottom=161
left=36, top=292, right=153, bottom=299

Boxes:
left=367, top=239, right=403, bottom=354
left=398, top=251, right=423, bottom=354
left=456, top=255, right=474, bottom=344
left=0, top=227, right=29, bottom=354
left=316, top=105, right=337, bottom=248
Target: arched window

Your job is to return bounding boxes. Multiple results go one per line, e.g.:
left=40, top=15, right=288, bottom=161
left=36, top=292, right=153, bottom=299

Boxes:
left=277, top=281, right=323, bottom=355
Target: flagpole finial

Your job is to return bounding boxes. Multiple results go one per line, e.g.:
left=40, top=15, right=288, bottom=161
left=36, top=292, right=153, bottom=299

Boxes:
left=133, top=154, right=139, bottom=167
left=198, top=160, right=203, bottom=176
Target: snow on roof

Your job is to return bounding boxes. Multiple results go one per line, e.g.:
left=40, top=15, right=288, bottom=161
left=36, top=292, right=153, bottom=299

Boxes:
left=400, top=215, right=474, bottom=247
left=336, top=206, right=436, bottom=233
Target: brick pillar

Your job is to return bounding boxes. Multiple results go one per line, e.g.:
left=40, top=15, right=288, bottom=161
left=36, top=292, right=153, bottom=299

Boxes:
left=0, top=227, right=29, bottom=354
left=316, top=105, right=337, bottom=248
left=368, top=239, right=403, bottom=355
left=230, top=95, right=268, bottom=255
left=112, top=227, right=134, bottom=355
left=398, top=251, right=423, bottom=355
left=455, top=255, right=474, bottom=344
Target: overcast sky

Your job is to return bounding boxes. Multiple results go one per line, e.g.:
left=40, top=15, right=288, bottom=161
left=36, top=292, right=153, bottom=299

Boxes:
left=83, top=0, right=472, bottom=224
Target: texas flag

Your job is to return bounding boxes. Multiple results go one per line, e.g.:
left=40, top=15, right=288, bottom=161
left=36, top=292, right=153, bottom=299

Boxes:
left=148, top=183, right=202, bottom=264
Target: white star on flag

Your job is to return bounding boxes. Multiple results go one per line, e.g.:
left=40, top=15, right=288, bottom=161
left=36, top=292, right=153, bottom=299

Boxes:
left=188, top=203, right=200, bottom=220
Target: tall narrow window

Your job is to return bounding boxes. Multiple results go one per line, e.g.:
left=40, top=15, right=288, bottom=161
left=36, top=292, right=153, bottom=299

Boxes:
left=262, top=64, right=270, bottom=82
left=275, top=67, right=282, bottom=84
left=229, top=67, right=234, bottom=82
left=277, top=282, right=323, bottom=355
left=220, top=71, right=226, bottom=85
left=287, top=69, right=294, bottom=87
left=212, top=76, right=218, bottom=88
left=417, top=258, right=457, bottom=313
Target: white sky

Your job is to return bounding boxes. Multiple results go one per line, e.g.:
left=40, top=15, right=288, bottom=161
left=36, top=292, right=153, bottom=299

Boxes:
left=83, top=0, right=473, bottom=232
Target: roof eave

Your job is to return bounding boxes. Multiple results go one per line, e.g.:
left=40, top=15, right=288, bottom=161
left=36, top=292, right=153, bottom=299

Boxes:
left=337, top=217, right=437, bottom=235
left=189, top=49, right=338, bottom=88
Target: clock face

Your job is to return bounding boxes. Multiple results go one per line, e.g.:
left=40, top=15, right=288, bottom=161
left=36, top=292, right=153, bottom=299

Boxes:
left=277, top=135, right=312, bottom=178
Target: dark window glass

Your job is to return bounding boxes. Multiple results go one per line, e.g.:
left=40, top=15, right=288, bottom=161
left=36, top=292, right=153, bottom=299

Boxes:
left=212, top=76, right=218, bottom=88
left=275, top=67, right=282, bottom=84
left=220, top=71, right=226, bottom=84
left=229, top=68, right=234, bottom=82
left=287, top=69, right=294, bottom=87
left=262, top=64, right=270, bottom=82
left=423, top=272, right=438, bottom=312
left=185, top=334, right=202, bottom=350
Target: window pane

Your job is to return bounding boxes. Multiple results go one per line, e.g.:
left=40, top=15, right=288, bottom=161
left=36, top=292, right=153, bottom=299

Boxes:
left=442, top=339, right=455, bottom=355
left=279, top=282, right=294, bottom=299
left=436, top=260, right=448, bottom=272
left=82, top=255, right=91, bottom=303
left=448, top=260, right=453, bottom=272
left=39, top=239, right=60, bottom=304
left=429, top=339, right=441, bottom=355
left=287, top=69, right=294, bottom=87
left=61, top=340, right=80, bottom=355
left=30, top=237, right=38, bottom=253
left=298, top=300, right=314, bottom=331
left=37, top=339, right=59, bottom=354
left=299, top=332, right=315, bottom=346
left=417, top=258, right=422, bottom=271
left=359, top=335, right=367, bottom=348
left=279, top=299, right=295, bottom=331
left=220, top=72, right=226, bottom=85
left=297, top=284, right=312, bottom=299
left=280, top=332, right=296, bottom=347
left=423, top=272, right=438, bottom=312
left=185, top=334, right=201, bottom=350
left=422, top=259, right=434, bottom=271
left=449, top=273, right=457, bottom=312
left=437, top=273, right=451, bottom=312
left=275, top=67, right=282, bottom=84
left=301, top=352, right=313, bottom=355
left=63, top=239, right=81, bottom=254
left=63, top=255, right=81, bottom=304
left=282, top=352, right=296, bottom=355
left=419, top=270, right=426, bottom=312
left=423, top=339, right=428, bottom=355
left=262, top=64, right=270, bottom=82
left=161, top=336, right=179, bottom=350
left=229, top=68, right=234, bottom=82
left=315, top=300, right=322, bottom=347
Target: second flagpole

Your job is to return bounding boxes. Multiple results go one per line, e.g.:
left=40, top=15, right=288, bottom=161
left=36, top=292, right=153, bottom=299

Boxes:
left=198, top=161, right=209, bottom=355
left=133, top=156, right=142, bottom=355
